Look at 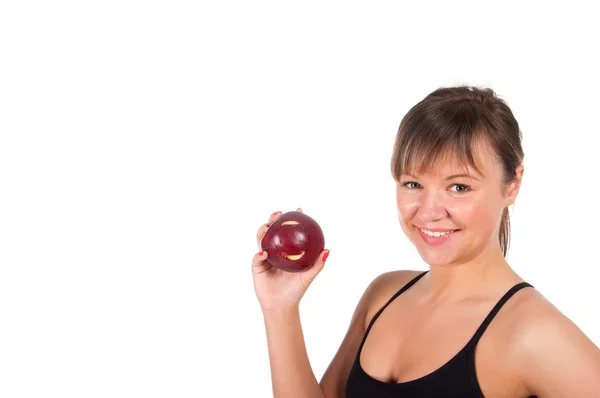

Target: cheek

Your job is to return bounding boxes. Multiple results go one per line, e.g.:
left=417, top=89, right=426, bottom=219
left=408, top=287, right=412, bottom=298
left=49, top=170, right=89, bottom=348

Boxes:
left=395, top=195, right=419, bottom=221
left=446, top=200, right=477, bottom=220
left=451, top=198, right=500, bottom=235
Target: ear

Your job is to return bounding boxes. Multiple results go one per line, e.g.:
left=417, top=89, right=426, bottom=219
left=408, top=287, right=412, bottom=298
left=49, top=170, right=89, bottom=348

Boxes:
left=504, top=164, right=524, bottom=207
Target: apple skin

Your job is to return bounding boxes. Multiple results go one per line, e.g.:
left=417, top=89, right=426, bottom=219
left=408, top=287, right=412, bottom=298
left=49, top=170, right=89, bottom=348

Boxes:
left=260, top=211, right=325, bottom=272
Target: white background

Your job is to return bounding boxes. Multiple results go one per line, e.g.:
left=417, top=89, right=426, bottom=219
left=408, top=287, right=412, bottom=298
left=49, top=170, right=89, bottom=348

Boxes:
left=1, top=1, right=599, bottom=397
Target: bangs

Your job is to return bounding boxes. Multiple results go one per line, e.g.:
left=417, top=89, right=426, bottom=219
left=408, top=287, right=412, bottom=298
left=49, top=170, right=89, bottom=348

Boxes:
left=392, top=130, right=488, bottom=180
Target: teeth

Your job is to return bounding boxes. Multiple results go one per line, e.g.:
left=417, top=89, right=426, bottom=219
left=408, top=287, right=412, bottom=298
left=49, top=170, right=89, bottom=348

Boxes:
left=421, top=229, right=455, bottom=237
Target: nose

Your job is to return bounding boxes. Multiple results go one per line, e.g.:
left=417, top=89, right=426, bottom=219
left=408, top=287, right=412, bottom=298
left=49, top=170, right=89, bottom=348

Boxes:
left=416, top=189, right=448, bottom=223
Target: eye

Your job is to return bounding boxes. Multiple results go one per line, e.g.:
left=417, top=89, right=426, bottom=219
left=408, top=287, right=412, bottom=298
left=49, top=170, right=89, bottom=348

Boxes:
left=450, top=184, right=471, bottom=193
left=401, top=181, right=420, bottom=189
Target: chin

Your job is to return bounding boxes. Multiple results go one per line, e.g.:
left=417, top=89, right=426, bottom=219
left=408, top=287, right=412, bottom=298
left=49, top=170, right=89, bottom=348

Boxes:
left=415, top=244, right=459, bottom=264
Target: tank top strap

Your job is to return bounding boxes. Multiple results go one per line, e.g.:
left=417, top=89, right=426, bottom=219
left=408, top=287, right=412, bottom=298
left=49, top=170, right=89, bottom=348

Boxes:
left=356, top=270, right=429, bottom=357
left=466, top=281, right=534, bottom=349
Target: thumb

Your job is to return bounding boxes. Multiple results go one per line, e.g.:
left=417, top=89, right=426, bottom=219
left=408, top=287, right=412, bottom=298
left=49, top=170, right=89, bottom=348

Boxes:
left=300, top=249, right=330, bottom=285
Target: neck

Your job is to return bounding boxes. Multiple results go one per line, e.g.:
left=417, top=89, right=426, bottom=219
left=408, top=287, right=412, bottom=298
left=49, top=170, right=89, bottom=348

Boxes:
left=420, top=244, right=515, bottom=304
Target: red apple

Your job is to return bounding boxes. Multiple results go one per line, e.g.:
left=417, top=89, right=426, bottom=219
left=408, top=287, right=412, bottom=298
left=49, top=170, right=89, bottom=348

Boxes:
left=260, top=210, right=325, bottom=272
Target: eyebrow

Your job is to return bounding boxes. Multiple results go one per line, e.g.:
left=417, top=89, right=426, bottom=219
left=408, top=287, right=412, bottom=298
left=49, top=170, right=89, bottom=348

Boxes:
left=404, top=173, right=480, bottom=181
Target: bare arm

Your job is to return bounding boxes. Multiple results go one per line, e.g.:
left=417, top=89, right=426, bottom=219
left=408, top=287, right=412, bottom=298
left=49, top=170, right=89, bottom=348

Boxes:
left=512, top=305, right=600, bottom=397
left=262, top=306, right=326, bottom=398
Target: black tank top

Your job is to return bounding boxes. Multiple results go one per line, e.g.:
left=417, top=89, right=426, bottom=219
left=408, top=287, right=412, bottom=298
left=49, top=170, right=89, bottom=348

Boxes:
left=346, top=271, right=534, bottom=397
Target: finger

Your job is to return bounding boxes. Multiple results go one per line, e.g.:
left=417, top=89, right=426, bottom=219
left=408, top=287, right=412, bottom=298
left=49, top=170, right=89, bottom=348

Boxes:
left=299, top=249, right=330, bottom=286
left=267, top=210, right=283, bottom=225
left=251, top=250, right=272, bottom=274
left=297, top=207, right=303, bottom=213
left=256, top=211, right=283, bottom=250
left=256, top=223, right=270, bottom=250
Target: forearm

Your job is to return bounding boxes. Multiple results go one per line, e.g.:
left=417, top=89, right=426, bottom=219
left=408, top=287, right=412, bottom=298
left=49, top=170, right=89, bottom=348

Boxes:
left=263, top=306, right=326, bottom=398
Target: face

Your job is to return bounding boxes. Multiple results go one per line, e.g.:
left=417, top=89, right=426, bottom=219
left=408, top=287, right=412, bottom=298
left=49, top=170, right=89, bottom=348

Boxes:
left=395, top=143, right=523, bottom=267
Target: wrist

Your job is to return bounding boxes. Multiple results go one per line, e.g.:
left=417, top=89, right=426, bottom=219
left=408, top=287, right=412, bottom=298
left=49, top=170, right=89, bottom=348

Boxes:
left=261, top=304, right=300, bottom=319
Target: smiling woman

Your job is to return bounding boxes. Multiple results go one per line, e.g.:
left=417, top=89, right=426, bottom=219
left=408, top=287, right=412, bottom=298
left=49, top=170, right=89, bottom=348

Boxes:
left=251, top=86, right=600, bottom=398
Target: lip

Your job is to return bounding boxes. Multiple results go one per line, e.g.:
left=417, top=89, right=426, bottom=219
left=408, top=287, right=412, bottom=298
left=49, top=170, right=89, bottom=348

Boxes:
left=417, top=226, right=461, bottom=246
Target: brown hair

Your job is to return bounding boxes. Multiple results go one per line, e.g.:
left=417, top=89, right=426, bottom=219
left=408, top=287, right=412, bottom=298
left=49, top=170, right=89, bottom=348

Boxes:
left=391, top=86, right=524, bottom=257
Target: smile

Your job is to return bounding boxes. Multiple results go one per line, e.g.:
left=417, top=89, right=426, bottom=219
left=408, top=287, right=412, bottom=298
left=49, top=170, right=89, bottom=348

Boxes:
left=417, top=227, right=461, bottom=246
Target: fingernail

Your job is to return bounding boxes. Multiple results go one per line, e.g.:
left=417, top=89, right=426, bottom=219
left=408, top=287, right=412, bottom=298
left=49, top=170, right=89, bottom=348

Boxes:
left=322, top=251, right=330, bottom=262
left=273, top=211, right=281, bottom=216
left=259, top=251, right=265, bottom=256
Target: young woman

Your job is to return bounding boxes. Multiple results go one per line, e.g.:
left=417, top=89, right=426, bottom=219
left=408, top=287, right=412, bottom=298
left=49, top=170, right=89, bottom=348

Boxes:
left=251, top=86, right=600, bottom=397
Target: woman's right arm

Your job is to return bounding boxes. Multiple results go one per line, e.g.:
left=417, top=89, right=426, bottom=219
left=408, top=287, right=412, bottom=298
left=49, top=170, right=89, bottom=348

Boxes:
left=252, top=209, right=331, bottom=398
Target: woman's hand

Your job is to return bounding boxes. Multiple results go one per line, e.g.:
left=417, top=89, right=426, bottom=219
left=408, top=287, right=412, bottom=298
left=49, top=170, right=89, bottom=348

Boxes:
left=252, top=208, right=330, bottom=313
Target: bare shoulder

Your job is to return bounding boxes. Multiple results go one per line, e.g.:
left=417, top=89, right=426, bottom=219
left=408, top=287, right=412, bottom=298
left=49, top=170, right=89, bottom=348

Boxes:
left=506, top=287, right=596, bottom=350
left=505, top=287, right=600, bottom=397
left=362, top=269, right=425, bottom=328
left=507, top=286, right=594, bottom=340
